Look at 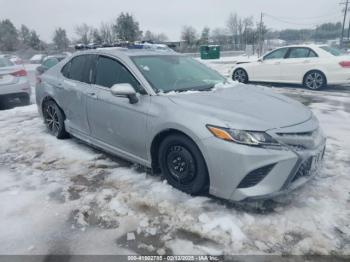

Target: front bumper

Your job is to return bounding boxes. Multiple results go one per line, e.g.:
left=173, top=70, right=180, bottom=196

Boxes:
left=201, top=120, right=326, bottom=201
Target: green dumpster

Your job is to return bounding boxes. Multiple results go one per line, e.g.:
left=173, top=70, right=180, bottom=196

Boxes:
left=200, top=45, right=220, bottom=59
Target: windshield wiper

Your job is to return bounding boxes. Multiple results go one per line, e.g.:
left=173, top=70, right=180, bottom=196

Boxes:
left=174, top=84, right=216, bottom=93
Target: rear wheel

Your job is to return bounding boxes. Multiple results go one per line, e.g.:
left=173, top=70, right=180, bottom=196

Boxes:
left=158, top=134, right=209, bottom=195
left=303, top=71, right=326, bottom=90
left=233, top=68, right=249, bottom=83
left=42, top=100, right=69, bottom=139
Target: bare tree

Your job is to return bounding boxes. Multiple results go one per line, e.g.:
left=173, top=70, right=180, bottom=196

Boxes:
left=181, top=26, right=197, bottom=45
left=211, top=27, right=227, bottom=45
left=143, top=30, right=168, bottom=42
left=74, top=23, right=93, bottom=44
left=226, top=13, right=238, bottom=45
left=99, top=22, right=115, bottom=44
left=242, top=17, right=254, bottom=48
left=200, top=27, right=210, bottom=44
left=156, top=33, right=168, bottom=42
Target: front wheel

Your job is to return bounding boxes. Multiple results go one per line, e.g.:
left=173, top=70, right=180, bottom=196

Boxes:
left=42, top=100, right=69, bottom=139
left=158, top=134, right=209, bottom=195
left=233, top=68, right=249, bottom=83
left=303, top=71, right=326, bottom=90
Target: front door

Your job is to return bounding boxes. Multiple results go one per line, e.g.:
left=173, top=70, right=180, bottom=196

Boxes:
left=86, top=55, right=150, bottom=160
left=252, top=47, right=289, bottom=82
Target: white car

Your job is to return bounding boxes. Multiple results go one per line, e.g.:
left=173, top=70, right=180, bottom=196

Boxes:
left=0, top=55, right=31, bottom=108
left=232, top=45, right=350, bottom=90
left=29, top=54, right=46, bottom=64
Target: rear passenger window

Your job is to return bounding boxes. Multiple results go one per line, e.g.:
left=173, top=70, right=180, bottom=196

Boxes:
left=61, top=55, right=96, bottom=84
left=288, top=48, right=318, bottom=58
left=70, top=55, right=88, bottom=82
left=95, top=56, right=144, bottom=93
left=61, top=62, right=71, bottom=78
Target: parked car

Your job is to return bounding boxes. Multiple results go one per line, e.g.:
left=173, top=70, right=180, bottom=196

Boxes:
left=36, top=49, right=326, bottom=201
left=30, top=54, right=46, bottom=64
left=36, top=55, right=67, bottom=75
left=4, top=54, right=23, bottom=65
left=0, top=55, right=31, bottom=107
left=232, top=44, right=350, bottom=90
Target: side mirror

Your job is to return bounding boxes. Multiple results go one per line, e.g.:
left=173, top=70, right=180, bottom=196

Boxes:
left=258, top=58, right=263, bottom=62
left=110, top=83, right=138, bottom=104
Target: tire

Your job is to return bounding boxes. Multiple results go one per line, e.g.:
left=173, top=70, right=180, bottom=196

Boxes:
left=42, top=100, right=69, bottom=139
left=158, top=134, right=209, bottom=195
left=233, top=68, right=249, bottom=83
left=303, top=71, right=326, bottom=90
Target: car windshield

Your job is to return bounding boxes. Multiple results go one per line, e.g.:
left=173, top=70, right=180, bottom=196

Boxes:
left=0, top=57, right=14, bottom=67
left=320, top=46, right=344, bottom=56
left=132, top=55, right=226, bottom=93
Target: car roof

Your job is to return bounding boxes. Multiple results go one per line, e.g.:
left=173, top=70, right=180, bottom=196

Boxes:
left=274, top=44, right=324, bottom=49
left=45, top=55, right=66, bottom=59
left=76, top=47, right=179, bottom=58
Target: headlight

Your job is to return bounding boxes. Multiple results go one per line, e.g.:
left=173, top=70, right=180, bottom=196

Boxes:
left=206, top=125, right=280, bottom=146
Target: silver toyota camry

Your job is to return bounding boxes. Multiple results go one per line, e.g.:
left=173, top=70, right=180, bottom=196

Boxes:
left=35, top=48, right=326, bottom=201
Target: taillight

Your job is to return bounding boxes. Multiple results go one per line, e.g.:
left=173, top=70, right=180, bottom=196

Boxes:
left=10, top=69, right=27, bottom=77
left=339, top=61, right=350, bottom=68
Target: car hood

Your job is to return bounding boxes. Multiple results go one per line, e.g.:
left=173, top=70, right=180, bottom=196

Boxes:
left=167, top=84, right=312, bottom=131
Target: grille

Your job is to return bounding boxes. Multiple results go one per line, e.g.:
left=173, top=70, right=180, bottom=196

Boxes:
left=291, top=157, right=313, bottom=183
left=237, top=164, right=275, bottom=189
left=275, top=128, right=322, bottom=150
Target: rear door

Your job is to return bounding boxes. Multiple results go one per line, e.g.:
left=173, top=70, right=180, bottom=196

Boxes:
left=252, top=47, right=289, bottom=82
left=280, top=47, right=319, bottom=83
left=86, top=55, right=150, bottom=160
left=58, top=54, right=96, bottom=135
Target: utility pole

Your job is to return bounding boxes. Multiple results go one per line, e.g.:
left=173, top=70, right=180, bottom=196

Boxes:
left=341, top=0, right=349, bottom=47
left=258, top=12, right=264, bottom=57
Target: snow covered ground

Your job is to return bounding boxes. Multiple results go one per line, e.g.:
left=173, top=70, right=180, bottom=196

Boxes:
left=0, top=61, right=349, bottom=256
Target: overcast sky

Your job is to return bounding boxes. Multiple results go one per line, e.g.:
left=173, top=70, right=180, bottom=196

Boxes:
left=0, top=0, right=342, bottom=42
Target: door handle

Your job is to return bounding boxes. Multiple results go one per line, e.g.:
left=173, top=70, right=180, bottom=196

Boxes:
left=303, top=60, right=311, bottom=63
left=274, top=61, right=281, bottom=65
left=56, top=83, right=64, bottom=89
left=87, top=92, right=98, bottom=99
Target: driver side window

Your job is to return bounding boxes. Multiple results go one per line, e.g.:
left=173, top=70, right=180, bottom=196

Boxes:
left=95, top=56, right=145, bottom=94
left=263, top=48, right=288, bottom=60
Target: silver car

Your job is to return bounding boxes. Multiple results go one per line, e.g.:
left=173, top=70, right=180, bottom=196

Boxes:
left=35, top=48, right=326, bottom=201
left=0, top=55, right=31, bottom=107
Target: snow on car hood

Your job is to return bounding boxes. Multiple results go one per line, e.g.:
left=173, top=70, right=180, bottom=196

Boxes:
left=167, top=84, right=312, bottom=131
